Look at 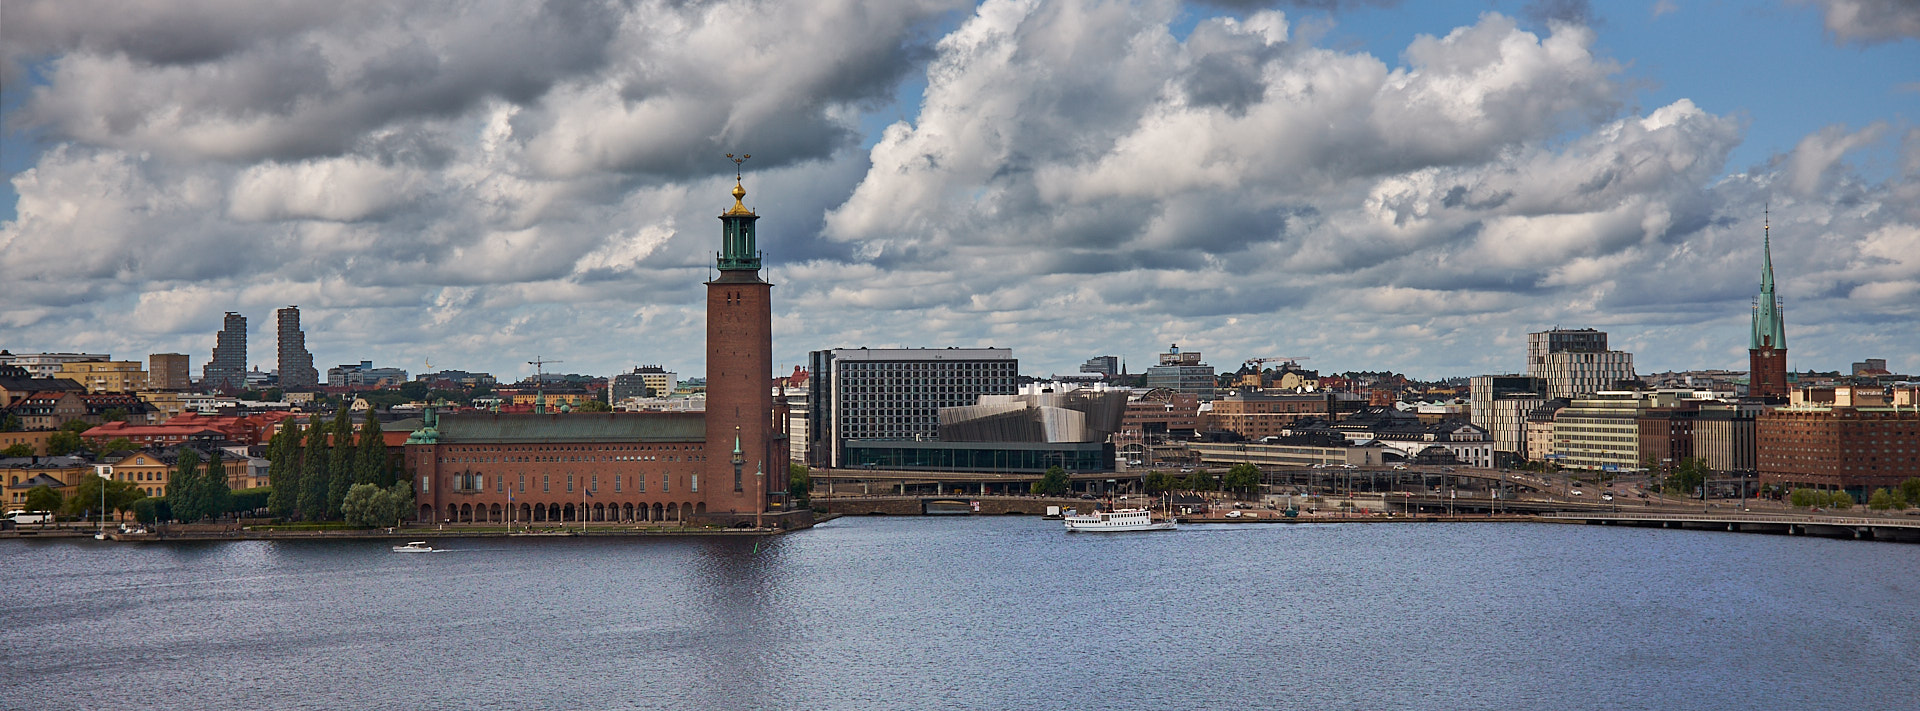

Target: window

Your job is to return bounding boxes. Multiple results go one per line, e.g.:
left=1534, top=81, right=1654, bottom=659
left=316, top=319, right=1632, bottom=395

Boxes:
left=567, top=475, right=574, bottom=493
left=662, top=473, right=669, bottom=493
left=421, top=475, right=429, bottom=493
left=691, top=474, right=698, bottom=493
left=543, top=474, right=549, bottom=492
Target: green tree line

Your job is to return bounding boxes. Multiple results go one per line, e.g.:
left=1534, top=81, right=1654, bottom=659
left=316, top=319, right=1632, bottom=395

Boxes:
left=265, top=410, right=398, bottom=522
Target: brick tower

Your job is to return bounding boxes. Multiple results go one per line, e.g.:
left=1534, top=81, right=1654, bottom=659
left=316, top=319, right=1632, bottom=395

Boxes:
left=1749, top=213, right=1789, bottom=400
left=705, top=160, right=776, bottom=517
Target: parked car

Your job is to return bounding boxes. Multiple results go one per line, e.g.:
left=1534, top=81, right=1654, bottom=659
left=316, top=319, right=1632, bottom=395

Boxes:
left=1570, top=490, right=1584, bottom=496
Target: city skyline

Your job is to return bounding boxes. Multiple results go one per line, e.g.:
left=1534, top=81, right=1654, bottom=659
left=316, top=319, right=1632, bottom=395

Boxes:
left=3, top=1, right=1917, bottom=380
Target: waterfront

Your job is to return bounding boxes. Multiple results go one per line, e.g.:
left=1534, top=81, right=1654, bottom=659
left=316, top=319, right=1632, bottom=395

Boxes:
left=3, top=517, right=1918, bottom=710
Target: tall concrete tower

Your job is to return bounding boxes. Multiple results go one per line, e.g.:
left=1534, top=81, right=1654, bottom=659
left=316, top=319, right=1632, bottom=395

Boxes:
left=277, top=306, right=320, bottom=391
left=203, top=312, right=247, bottom=392
left=704, top=158, right=775, bottom=516
left=1749, top=215, right=1789, bottom=400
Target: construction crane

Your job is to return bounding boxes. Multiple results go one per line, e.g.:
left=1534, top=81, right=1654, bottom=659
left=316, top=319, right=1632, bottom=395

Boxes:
left=528, top=356, right=563, bottom=414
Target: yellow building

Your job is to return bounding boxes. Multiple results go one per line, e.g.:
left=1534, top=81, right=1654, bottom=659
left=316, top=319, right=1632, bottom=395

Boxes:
left=4, top=460, right=92, bottom=511
left=57, top=361, right=149, bottom=393
left=0, top=431, right=56, bottom=456
left=509, top=391, right=596, bottom=408
left=136, top=392, right=189, bottom=423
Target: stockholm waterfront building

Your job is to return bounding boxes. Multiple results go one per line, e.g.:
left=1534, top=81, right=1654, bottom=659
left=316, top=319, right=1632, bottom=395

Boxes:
left=1526, top=328, right=1636, bottom=399
left=276, top=306, right=320, bottom=391
left=400, top=176, right=795, bottom=527
left=806, top=348, right=1018, bottom=469
left=202, top=312, right=248, bottom=392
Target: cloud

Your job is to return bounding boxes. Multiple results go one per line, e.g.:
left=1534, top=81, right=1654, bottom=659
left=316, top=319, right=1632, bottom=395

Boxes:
left=1808, top=0, right=1920, bottom=45
left=3, top=0, right=1916, bottom=380
left=1651, top=1, right=1680, bottom=19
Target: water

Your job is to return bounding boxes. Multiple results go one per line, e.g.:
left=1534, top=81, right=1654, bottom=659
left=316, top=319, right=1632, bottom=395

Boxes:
left=4, top=518, right=1918, bottom=710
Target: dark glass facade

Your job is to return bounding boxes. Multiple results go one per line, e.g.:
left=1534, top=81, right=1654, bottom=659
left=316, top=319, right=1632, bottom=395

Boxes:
left=842, top=440, right=1112, bottom=473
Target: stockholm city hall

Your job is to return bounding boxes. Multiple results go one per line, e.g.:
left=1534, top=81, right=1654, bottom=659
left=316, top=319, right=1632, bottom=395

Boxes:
left=403, top=161, right=801, bottom=528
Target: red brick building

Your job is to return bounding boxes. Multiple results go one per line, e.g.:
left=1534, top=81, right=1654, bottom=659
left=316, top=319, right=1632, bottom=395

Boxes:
left=1758, top=406, right=1920, bottom=493
left=402, top=177, right=797, bottom=528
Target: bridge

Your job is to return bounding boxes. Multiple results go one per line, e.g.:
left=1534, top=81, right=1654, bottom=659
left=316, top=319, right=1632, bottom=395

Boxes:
left=813, top=495, right=1086, bottom=516
left=1541, top=511, right=1920, bottom=543
left=810, top=464, right=1564, bottom=498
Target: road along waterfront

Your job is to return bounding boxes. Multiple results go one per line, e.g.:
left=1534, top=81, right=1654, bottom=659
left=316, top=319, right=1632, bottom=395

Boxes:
left=4, top=516, right=1917, bottom=710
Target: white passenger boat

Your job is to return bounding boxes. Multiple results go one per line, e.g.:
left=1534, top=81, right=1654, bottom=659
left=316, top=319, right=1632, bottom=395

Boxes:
left=1063, top=508, right=1176, bottom=532
left=391, top=541, right=437, bottom=553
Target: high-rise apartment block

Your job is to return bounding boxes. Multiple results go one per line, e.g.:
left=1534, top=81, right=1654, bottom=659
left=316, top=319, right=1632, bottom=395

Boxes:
left=1527, top=329, right=1635, bottom=398
left=148, top=353, right=190, bottom=391
left=276, top=306, right=320, bottom=391
left=203, top=312, right=248, bottom=391
left=806, top=347, right=1018, bottom=468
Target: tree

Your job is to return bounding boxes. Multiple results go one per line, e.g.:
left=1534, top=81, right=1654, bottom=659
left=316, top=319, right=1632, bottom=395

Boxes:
left=24, top=484, right=62, bottom=513
left=576, top=399, right=611, bottom=413
left=1, top=443, right=33, bottom=457
left=60, top=419, right=92, bottom=434
left=202, top=449, right=232, bottom=518
left=45, top=430, right=84, bottom=456
left=1143, top=471, right=1176, bottom=495
left=1665, top=457, right=1708, bottom=497
left=298, top=418, right=331, bottom=520
left=167, top=448, right=206, bottom=522
left=99, top=437, right=136, bottom=454
left=354, top=414, right=388, bottom=486
left=1829, top=489, right=1855, bottom=509
left=1222, top=463, right=1262, bottom=498
left=788, top=463, right=811, bottom=503
left=1901, top=478, right=1920, bottom=508
left=399, top=381, right=431, bottom=400
left=131, top=497, right=170, bottom=525
left=1183, top=469, right=1218, bottom=492
left=1031, top=466, right=1071, bottom=496
left=341, top=483, right=389, bottom=527
left=0, top=414, right=22, bottom=432
left=325, top=408, right=355, bottom=517
left=102, top=407, right=130, bottom=422
left=1869, top=488, right=1897, bottom=510
left=62, top=475, right=144, bottom=521
left=266, top=425, right=302, bottom=519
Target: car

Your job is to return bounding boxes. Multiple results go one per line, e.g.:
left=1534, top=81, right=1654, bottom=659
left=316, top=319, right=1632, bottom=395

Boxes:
left=1312, top=464, right=1328, bottom=469
left=1341, top=464, right=1358, bottom=469
left=1225, top=510, right=1243, bottom=518
left=1391, top=465, right=1408, bottom=470
left=1570, top=490, right=1584, bottom=496
left=1601, top=493, right=1614, bottom=501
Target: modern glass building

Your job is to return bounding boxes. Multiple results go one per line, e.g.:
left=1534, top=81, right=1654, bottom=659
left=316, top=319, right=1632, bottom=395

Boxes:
left=841, top=440, right=1111, bottom=473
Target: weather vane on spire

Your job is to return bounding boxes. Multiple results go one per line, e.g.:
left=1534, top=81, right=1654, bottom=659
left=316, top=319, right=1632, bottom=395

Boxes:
left=726, top=153, right=751, bottom=181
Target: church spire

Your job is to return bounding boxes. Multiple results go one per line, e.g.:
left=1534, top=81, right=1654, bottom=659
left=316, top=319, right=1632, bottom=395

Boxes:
left=1751, top=208, right=1786, bottom=351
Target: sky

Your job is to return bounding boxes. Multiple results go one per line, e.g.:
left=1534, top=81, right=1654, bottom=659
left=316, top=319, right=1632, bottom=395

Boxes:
left=2, top=0, right=1917, bottom=383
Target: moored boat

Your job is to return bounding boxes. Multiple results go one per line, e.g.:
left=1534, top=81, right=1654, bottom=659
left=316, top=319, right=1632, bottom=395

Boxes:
left=1063, top=508, right=1176, bottom=532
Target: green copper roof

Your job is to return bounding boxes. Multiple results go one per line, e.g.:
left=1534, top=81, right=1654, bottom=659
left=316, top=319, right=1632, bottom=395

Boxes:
left=1751, top=222, right=1787, bottom=351
left=717, top=180, right=762, bottom=271
left=429, top=412, right=706, bottom=443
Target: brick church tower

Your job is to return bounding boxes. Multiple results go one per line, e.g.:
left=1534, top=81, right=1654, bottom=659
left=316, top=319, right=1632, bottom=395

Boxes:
left=705, top=161, right=776, bottom=516
left=1749, top=214, right=1789, bottom=400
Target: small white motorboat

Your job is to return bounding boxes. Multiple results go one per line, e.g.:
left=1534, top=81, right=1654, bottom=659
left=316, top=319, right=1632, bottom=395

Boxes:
left=391, top=541, right=437, bottom=553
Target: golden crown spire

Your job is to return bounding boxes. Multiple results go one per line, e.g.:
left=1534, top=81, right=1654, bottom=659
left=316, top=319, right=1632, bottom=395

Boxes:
left=725, top=153, right=753, bottom=215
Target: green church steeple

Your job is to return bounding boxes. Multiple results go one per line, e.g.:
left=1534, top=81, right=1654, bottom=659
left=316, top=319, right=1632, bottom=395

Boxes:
left=1751, top=212, right=1786, bottom=351
left=718, top=153, right=761, bottom=272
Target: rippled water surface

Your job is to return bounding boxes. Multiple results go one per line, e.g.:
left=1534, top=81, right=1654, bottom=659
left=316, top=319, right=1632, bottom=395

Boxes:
left=5, top=518, right=1919, bottom=710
